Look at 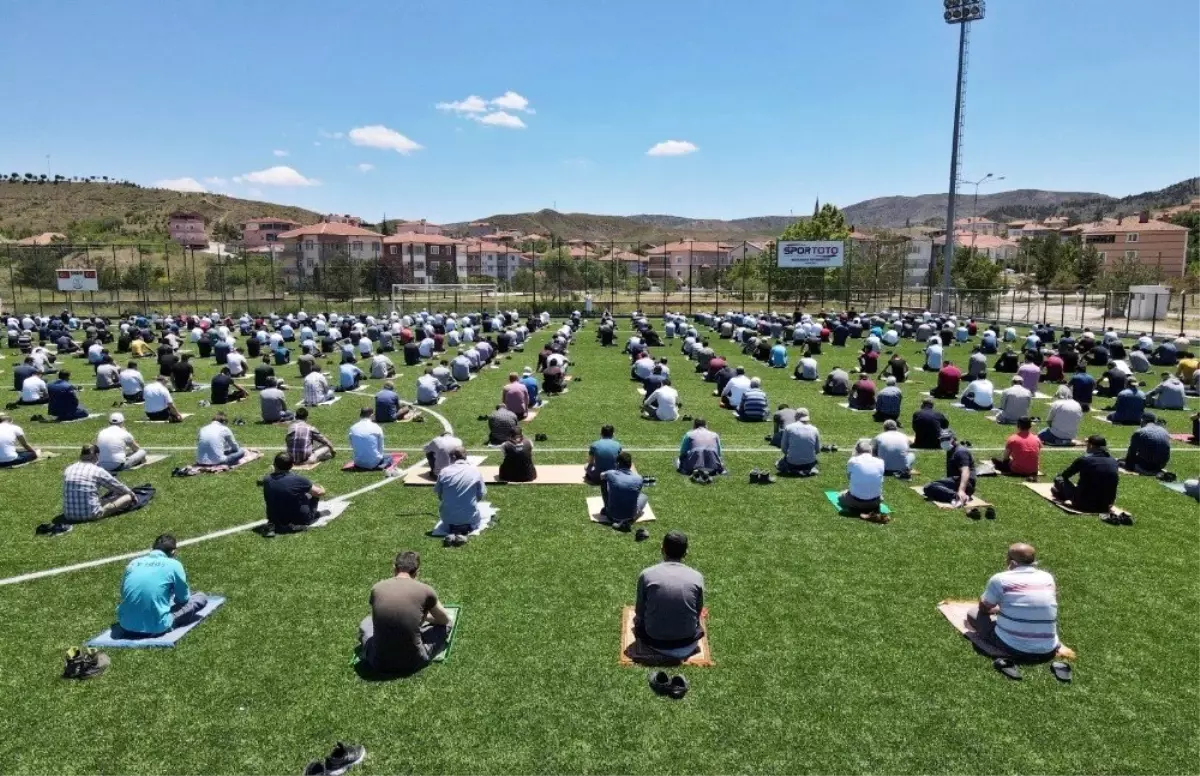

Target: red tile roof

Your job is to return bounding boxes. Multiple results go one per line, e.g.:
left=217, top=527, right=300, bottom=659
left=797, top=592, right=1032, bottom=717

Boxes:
left=1073, top=218, right=1188, bottom=234
left=244, top=216, right=301, bottom=225
left=645, top=241, right=733, bottom=253
left=382, top=232, right=462, bottom=245
left=278, top=221, right=382, bottom=239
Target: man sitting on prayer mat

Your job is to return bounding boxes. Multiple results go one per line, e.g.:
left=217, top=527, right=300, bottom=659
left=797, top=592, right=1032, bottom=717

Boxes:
left=348, top=407, right=389, bottom=470
left=966, top=543, right=1060, bottom=661
left=677, top=417, right=725, bottom=475
left=839, top=438, right=885, bottom=514
left=195, top=412, right=246, bottom=467
left=286, top=408, right=335, bottom=466
left=586, top=425, right=622, bottom=484
left=359, top=550, right=452, bottom=675
left=436, top=448, right=487, bottom=546
left=48, top=370, right=90, bottom=422
left=96, top=412, right=147, bottom=472
left=1123, top=413, right=1171, bottom=475
left=60, top=444, right=136, bottom=523
left=0, top=414, right=38, bottom=468
left=923, top=430, right=977, bottom=505
left=261, top=453, right=327, bottom=535
left=873, top=420, right=914, bottom=477
left=601, top=451, right=649, bottom=529
left=497, top=429, right=537, bottom=483
left=1051, top=435, right=1119, bottom=513
left=487, top=405, right=519, bottom=446
left=116, top=534, right=209, bottom=638
left=374, top=381, right=411, bottom=423
left=634, top=530, right=705, bottom=660
left=424, top=432, right=464, bottom=478
left=777, top=408, right=820, bottom=476
left=990, top=416, right=1041, bottom=477
left=501, top=372, right=529, bottom=420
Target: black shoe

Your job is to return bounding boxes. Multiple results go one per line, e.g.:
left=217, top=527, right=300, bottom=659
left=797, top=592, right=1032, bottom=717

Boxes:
left=966, top=508, right=982, bottom=520
left=648, top=670, right=671, bottom=695
left=748, top=469, right=760, bottom=484
left=985, top=506, right=996, bottom=520
left=36, top=522, right=72, bottom=537
left=303, top=761, right=328, bottom=776
left=64, top=647, right=109, bottom=680
left=635, top=528, right=650, bottom=542
left=324, top=742, right=366, bottom=776
left=896, top=471, right=912, bottom=481
left=667, top=674, right=689, bottom=699
left=263, top=524, right=277, bottom=539
left=612, top=520, right=632, bottom=533
left=535, top=433, right=548, bottom=441
left=1158, top=471, right=1177, bottom=483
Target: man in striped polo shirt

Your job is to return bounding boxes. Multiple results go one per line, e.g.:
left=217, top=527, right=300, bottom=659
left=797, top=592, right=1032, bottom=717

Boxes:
left=736, top=377, right=769, bottom=422
left=968, top=543, right=1060, bottom=660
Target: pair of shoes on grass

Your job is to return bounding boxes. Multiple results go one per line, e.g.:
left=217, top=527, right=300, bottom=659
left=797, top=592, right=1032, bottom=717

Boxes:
left=966, top=506, right=997, bottom=521
left=860, top=511, right=889, bottom=525
left=35, top=522, right=72, bottom=538
left=993, top=658, right=1072, bottom=683
left=748, top=469, right=774, bottom=485
left=442, top=533, right=469, bottom=547
left=689, top=470, right=713, bottom=485
left=647, top=670, right=689, bottom=699
left=304, top=742, right=365, bottom=776
left=820, top=444, right=839, bottom=453
left=62, top=646, right=109, bottom=680
left=1101, top=511, right=1134, bottom=526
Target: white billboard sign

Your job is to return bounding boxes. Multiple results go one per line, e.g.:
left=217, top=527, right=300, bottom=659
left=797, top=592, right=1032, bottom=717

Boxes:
left=776, top=240, right=845, bottom=269
left=56, top=269, right=99, bottom=292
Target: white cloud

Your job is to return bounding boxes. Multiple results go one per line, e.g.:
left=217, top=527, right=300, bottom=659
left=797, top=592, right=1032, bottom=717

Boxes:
left=203, top=176, right=227, bottom=186
left=646, top=140, right=699, bottom=157
left=348, top=125, right=423, bottom=155
left=154, top=177, right=206, bottom=193
left=235, top=165, right=320, bottom=187
left=357, top=163, right=374, bottom=173
left=273, top=149, right=289, bottom=157
left=491, top=90, right=533, bottom=113
left=317, top=129, right=344, bottom=139
left=476, top=111, right=526, bottom=129
left=436, top=95, right=488, bottom=114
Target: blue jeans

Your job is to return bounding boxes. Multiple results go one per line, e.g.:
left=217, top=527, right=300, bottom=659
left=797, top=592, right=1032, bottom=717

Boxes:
left=219, top=448, right=246, bottom=466
left=1038, top=428, right=1074, bottom=446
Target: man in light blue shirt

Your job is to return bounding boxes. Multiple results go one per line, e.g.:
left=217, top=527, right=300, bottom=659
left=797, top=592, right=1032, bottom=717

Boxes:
left=520, top=367, right=540, bottom=406
left=116, top=534, right=208, bottom=637
left=195, top=413, right=244, bottom=467
left=769, top=340, right=788, bottom=368
left=348, top=407, right=388, bottom=469
left=435, top=449, right=487, bottom=545
left=338, top=362, right=364, bottom=392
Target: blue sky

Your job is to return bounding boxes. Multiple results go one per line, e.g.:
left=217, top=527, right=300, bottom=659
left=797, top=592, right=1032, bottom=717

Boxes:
left=2, top=0, right=1197, bottom=223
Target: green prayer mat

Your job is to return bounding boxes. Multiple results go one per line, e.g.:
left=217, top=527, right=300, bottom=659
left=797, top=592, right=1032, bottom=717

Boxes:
left=823, top=490, right=892, bottom=516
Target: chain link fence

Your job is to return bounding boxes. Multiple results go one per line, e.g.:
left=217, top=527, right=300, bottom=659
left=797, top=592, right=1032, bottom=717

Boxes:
left=2, top=241, right=1195, bottom=337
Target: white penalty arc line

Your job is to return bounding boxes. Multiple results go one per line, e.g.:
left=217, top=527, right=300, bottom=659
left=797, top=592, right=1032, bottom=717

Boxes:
left=0, top=408, right=457, bottom=589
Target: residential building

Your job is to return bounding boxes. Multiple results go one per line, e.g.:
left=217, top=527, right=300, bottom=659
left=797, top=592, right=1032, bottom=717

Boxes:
left=323, top=214, right=363, bottom=226
left=1007, top=220, right=1059, bottom=241
left=460, top=240, right=528, bottom=282
left=382, top=232, right=463, bottom=284
left=934, top=231, right=1019, bottom=263
left=466, top=221, right=493, bottom=238
left=393, top=219, right=444, bottom=236
left=241, top=217, right=301, bottom=249
left=902, top=236, right=934, bottom=286
left=953, top=216, right=1001, bottom=236
left=596, top=249, right=649, bottom=276
left=643, top=240, right=734, bottom=282
left=726, top=240, right=767, bottom=263
left=1068, top=213, right=1189, bottom=277
left=168, top=211, right=208, bottom=248
left=277, top=221, right=383, bottom=279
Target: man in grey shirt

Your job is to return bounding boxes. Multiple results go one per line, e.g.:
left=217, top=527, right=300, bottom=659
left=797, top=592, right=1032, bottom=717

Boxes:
left=1129, top=349, right=1150, bottom=374
left=874, top=376, right=903, bottom=422
left=768, top=404, right=798, bottom=447
left=487, top=405, right=519, bottom=446
left=823, top=367, right=850, bottom=396
left=435, top=448, right=487, bottom=546
left=995, top=376, right=1033, bottom=424
left=967, top=348, right=988, bottom=380
left=259, top=378, right=293, bottom=423
left=873, top=419, right=915, bottom=475
left=1147, top=373, right=1187, bottom=410
left=777, top=408, right=820, bottom=476
left=634, top=530, right=705, bottom=659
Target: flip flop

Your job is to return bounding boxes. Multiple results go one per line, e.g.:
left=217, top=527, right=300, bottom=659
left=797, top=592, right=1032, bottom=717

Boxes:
left=993, top=658, right=1022, bottom=680
left=1051, top=661, right=1073, bottom=683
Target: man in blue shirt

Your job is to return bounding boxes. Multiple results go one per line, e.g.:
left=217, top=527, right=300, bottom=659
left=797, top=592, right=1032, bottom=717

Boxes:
left=374, top=381, right=408, bottom=423
left=1067, top=365, right=1096, bottom=411
left=1107, top=384, right=1146, bottom=425
left=1123, top=413, right=1172, bottom=475
left=519, top=367, right=540, bottom=407
left=116, top=534, right=208, bottom=637
left=586, top=425, right=622, bottom=484
left=338, top=362, right=364, bottom=392
left=600, top=451, right=649, bottom=530
left=769, top=340, right=788, bottom=368
left=435, top=449, right=487, bottom=546
left=48, top=370, right=89, bottom=421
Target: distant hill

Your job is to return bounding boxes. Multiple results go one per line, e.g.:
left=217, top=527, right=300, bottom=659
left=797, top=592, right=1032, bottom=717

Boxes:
left=980, top=178, right=1200, bottom=225
left=443, top=210, right=791, bottom=244
left=0, top=181, right=322, bottom=243
left=841, top=189, right=1110, bottom=228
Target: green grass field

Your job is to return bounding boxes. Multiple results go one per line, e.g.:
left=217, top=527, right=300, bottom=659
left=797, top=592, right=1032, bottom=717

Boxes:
left=1, top=323, right=1198, bottom=775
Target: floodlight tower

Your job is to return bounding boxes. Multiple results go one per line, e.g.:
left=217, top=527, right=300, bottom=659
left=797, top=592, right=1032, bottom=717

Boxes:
left=939, top=0, right=986, bottom=312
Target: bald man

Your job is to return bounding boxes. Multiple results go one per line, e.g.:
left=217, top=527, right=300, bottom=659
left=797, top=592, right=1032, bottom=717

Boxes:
left=967, top=543, right=1060, bottom=661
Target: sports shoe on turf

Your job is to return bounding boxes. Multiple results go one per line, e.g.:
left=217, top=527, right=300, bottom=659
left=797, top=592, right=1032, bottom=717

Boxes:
left=76, top=649, right=110, bottom=680
left=634, top=528, right=650, bottom=542
left=648, top=670, right=671, bottom=695
left=985, top=506, right=996, bottom=520
left=966, top=508, right=982, bottom=521
left=263, top=525, right=277, bottom=539
left=612, top=520, right=632, bottom=533
left=324, top=742, right=366, bottom=776
left=303, top=761, right=327, bottom=776
left=443, top=534, right=457, bottom=547
left=62, top=647, right=83, bottom=679
left=667, top=675, right=689, bottom=699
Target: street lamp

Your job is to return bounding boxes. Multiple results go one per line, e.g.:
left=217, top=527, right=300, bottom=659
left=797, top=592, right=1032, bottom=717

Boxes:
left=958, top=172, right=1005, bottom=245
left=939, top=0, right=986, bottom=312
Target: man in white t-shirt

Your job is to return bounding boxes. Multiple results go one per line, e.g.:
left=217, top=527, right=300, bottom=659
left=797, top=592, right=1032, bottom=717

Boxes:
left=195, top=412, right=245, bottom=466
left=96, top=412, right=147, bottom=471
left=968, top=543, right=1060, bottom=659
left=960, top=371, right=995, bottom=411
left=838, top=438, right=886, bottom=516
left=119, top=361, right=146, bottom=403
left=0, top=414, right=38, bottom=467
left=720, top=367, right=752, bottom=409
left=143, top=376, right=183, bottom=422
left=423, top=432, right=464, bottom=477
left=642, top=379, right=680, bottom=421
left=226, top=348, right=248, bottom=378
left=18, top=372, right=49, bottom=405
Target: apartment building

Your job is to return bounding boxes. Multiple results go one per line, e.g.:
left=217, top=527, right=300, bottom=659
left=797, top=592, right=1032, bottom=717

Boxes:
left=1067, top=213, right=1190, bottom=277
left=393, top=219, right=444, bottom=235
left=241, top=217, right=301, bottom=249
left=643, top=241, right=733, bottom=281
left=596, top=249, right=649, bottom=276
left=382, top=232, right=463, bottom=283
left=460, top=240, right=529, bottom=281
left=277, top=221, right=383, bottom=278
left=933, top=231, right=1019, bottom=263
left=953, top=216, right=1001, bottom=236
left=323, top=214, right=363, bottom=227
left=168, top=211, right=209, bottom=248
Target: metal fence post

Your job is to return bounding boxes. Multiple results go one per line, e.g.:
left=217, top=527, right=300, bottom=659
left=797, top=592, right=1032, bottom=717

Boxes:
left=1101, top=291, right=1109, bottom=333
left=687, top=241, right=693, bottom=317
left=165, top=244, right=174, bottom=315
left=1151, top=292, right=1160, bottom=338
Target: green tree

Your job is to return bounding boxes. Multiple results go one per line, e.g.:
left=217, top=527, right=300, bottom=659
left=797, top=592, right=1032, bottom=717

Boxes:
left=212, top=221, right=241, bottom=244
left=537, top=247, right=581, bottom=297
left=1169, top=211, right=1199, bottom=274
left=1074, top=244, right=1104, bottom=286
left=434, top=261, right=458, bottom=284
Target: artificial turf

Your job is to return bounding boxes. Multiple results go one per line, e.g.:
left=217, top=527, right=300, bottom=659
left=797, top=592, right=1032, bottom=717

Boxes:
left=0, top=321, right=1198, bottom=775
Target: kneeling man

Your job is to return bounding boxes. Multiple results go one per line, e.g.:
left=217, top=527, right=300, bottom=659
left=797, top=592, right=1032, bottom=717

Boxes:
left=634, top=530, right=705, bottom=660
left=359, top=551, right=452, bottom=675
left=967, top=542, right=1060, bottom=661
